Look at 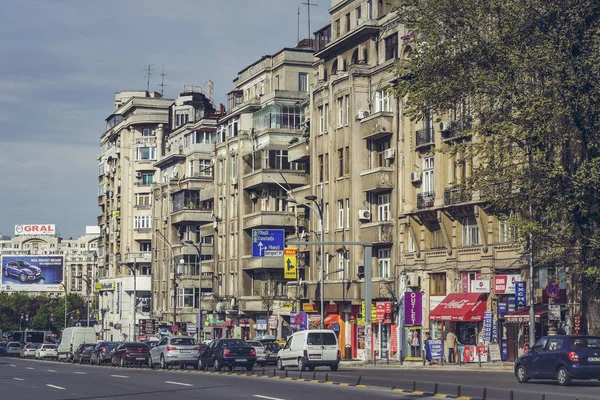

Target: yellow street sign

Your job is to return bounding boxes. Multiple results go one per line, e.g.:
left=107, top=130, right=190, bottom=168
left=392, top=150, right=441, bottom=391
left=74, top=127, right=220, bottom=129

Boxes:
left=284, top=248, right=297, bottom=279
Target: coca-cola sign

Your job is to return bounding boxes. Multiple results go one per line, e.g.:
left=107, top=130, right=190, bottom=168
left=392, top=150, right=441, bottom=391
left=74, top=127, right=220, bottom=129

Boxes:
left=404, top=291, right=422, bottom=326
left=444, top=299, right=469, bottom=309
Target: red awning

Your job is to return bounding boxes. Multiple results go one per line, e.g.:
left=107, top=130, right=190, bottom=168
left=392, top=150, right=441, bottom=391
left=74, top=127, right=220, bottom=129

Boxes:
left=429, top=293, right=487, bottom=322
left=325, top=314, right=339, bottom=325
left=504, top=304, right=548, bottom=324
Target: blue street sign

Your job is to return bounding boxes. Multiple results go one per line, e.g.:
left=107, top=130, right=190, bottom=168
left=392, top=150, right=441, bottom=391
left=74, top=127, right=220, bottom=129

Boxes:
left=252, top=229, right=285, bottom=257
left=515, top=281, right=527, bottom=309
left=483, top=311, right=493, bottom=342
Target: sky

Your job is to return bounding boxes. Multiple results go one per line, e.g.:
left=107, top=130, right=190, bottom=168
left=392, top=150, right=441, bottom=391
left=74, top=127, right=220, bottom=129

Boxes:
left=0, top=0, right=330, bottom=239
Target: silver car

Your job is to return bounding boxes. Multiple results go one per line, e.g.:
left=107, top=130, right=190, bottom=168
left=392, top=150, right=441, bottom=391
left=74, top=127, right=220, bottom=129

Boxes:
left=6, top=342, right=22, bottom=357
left=21, top=343, right=39, bottom=358
left=149, top=336, right=201, bottom=370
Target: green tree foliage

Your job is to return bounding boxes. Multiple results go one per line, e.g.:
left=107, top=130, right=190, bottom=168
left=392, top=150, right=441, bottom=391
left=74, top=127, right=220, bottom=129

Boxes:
left=393, top=1, right=600, bottom=330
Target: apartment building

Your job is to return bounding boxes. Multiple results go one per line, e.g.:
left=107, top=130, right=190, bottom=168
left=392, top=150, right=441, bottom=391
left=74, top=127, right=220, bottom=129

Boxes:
left=151, top=85, right=219, bottom=336
left=97, top=90, right=172, bottom=341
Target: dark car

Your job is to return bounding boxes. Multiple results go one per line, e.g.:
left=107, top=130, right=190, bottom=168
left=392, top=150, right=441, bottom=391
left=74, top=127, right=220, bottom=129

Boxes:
left=198, top=338, right=256, bottom=371
left=515, top=335, right=600, bottom=386
left=89, top=341, right=120, bottom=365
left=111, top=342, right=150, bottom=367
left=3, top=260, right=42, bottom=282
left=73, top=343, right=96, bottom=364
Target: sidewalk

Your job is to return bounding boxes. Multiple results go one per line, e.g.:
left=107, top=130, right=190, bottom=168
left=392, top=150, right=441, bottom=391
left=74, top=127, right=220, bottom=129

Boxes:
left=339, top=359, right=514, bottom=372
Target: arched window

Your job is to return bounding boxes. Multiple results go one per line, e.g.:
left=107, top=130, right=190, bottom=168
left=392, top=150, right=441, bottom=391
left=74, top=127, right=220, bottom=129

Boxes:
left=351, top=49, right=359, bottom=65
left=331, top=59, right=338, bottom=75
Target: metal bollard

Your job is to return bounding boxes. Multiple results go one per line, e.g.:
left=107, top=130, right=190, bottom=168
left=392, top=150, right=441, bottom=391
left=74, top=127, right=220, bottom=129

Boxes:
left=313, top=371, right=316, bottom=380
left=325, top=372, right=328, bottom=382
left=412, top=381, right=416, bottom=391
left=433, top=383, right=438, bottom=394
left=387, top=353, right=389, bottom=365
left=483, top=387, right=487, bottom=400
left=285, top=370, right=288, bottom=378
left=262, top=368, right=266, bottom=375
left=540, top=394, right=545, bottom=400
left=510, top=390, right=514, bottom=400
left=457, top=385, right=461, bottom=397
left=478, top=352, right=481, bottom=368
left=356, top=376, right=362, bottom=386
left=400, top=350, right=404, bottom=365
left=422, top=351, right=426, bottom=366
left=273, top=369, right=276, bottom=377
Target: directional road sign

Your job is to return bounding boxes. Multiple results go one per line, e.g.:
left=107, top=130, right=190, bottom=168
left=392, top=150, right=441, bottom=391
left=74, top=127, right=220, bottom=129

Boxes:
left=284, top=248, right=297, bottom=279
left=252, top=229, right=285, bottom=257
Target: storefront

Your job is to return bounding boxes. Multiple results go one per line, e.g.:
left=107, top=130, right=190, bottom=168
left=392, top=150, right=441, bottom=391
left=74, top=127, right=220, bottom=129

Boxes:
left=428, top=293, right=488, bottom=363
left=404, top=291, right=424, bottom=361
left=504, top=304, right=548, bottom=361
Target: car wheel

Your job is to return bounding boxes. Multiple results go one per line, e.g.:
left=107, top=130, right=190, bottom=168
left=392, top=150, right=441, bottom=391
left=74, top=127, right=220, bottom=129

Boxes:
left=160, top=355, right=166, bottom=370
left=19, top=273, right=27, bottom=282
left=180, top=363, right=185, bottom=370
left=198, top=358, right=206, bottom=371
left=97, top=356, right=101, bottom=366
left=120, top=358, right=125, bottom=368
left=330, top=364, right=338, bottom=372
left=297, top=358, right=306, bottom=372
left=516, top=365, right=529, bottom=383
left=557, top=367, right=572, bottom=386
left=277, top=358, right=284, bottom=371
left=214, top=358, right=223, bottom=371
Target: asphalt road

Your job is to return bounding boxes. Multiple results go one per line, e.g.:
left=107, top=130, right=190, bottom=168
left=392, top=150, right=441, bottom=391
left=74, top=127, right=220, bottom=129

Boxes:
left=2, top=357, right=599, bottom=400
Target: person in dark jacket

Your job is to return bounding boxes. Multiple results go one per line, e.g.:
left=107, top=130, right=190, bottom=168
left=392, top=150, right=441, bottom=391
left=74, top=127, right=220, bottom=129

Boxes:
left=425, top=332, right=433, bottom=365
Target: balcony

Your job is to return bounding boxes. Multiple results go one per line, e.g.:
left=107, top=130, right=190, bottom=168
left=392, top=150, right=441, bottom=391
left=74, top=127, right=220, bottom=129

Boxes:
left=444, top=186, right=473, bottom=206
left=360, top=168, right=394, bottom=193
left=126, top=252, right=152, bottom=263
left=359, top=221, right=395, bottom=244
left=315, top=19, right=380, bottom=60
left=442, top=118, right=473, bottom=141
left=135, top=137, right=156, bottom=146
left=417, top=191, right=435, bottom=209
left=415, top=127, right=434, bottom=149
left=360, top=112, right=393, bottom=140
left=242, top=211, right=296, bottom=230
left=241, top=255, right=283, bottom=270
left=288, top=139, right=310, bottom=163
left=171, top=207, right=212, bottom=225
left=242, top=169, right=307, bottom=190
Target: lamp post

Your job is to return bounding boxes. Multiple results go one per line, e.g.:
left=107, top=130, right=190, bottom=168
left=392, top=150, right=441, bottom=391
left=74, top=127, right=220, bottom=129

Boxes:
left=289, top=191, right=325, bottom=329
left=121, top=259, right=137, bottom=342
left=76, top=275, right=93, bottom=327
left=56, top=280, right=68, bottom=329
left=182, top=239, right=203, bottom=341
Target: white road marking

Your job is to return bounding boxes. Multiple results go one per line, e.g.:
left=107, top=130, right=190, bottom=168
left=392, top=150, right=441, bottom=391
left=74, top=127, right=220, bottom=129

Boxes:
left=164, top=381, right=193, bottom=387
left=111, top=374, right=129, bottom=378
left=253, top=396, right=286, bottom=400
left=46, top=384, right=65, bottom=390
left=47, top=369, right=57, bottom=372
left=26, top=367, right=34, bottom=370
left=74, top=372, right=87, bottom=375
left=13, top=378, right=24, bottom=381
left=10, top=364, right=16, bottom=367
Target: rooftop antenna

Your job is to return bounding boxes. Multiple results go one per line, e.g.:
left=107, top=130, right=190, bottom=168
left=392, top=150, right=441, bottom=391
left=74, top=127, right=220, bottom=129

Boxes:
left=302, top=0, right=318, bottom=42
left=145, top=64, right=155, bottom=92
left=159, top=65, right=168, bottom=97
left=297, top=7, right=300, bottom=44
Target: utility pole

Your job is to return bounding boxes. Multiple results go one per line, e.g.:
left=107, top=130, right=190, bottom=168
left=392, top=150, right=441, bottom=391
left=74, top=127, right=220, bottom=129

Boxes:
left=302, top=1, right=318, bottom=41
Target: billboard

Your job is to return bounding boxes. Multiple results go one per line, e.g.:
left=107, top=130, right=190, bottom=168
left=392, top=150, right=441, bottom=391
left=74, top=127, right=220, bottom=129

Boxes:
left=14, top=224, right=56, bottom=236
left=1, top=255, right=64, bottom=291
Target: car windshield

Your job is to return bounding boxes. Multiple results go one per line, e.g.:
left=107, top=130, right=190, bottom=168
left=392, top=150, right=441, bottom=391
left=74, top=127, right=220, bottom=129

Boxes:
left=8, top=343, right=20, bottom=348
left=170, top=338, right=196, bottom=346
left=16, top=261, right=31, bottom=267
left=125, top=342, right=149, bottom=349
left=43, top=345, right=57, bottom=349
left=264, top=343, right=280, bottom=351
left=85, top=344, right=95, bottom=350
left=571, top=337, right=600, bottom=349
left=307, top=332, right=337, bottom=346
left=221, top=339, right=246, bottom=347
left=246, top=341, right=261, bottom=347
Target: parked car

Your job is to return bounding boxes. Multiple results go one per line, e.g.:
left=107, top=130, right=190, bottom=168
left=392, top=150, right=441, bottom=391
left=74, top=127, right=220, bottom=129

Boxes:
left=247, top=340, right=278, bottom=366
left=277, top=329, right=340, bottom=371
left=72, top=343, right=95, bottom=364
left=57, top=327, right=96, bottom=361
left=149, top=336, right=202, bottom=370
left=3, top=260, right=42, bottom=282
left=89, top=341, right=120, bottom=365
left=0, top=342, right=7, bottom=356
left=515, top=335, right=600, bottom=386
left=21, top=343, right=40, bottom=358
left=6, top=342, right=22, bottom=357
left=198, top=338, right=257, bottom=371
left=112, top=342, right=150, bottom=367
left=35, top=344, right=58, bottom=360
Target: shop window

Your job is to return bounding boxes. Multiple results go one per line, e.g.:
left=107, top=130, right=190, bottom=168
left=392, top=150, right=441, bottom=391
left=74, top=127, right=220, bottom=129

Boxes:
left=429, top=273, right=446, bottom=296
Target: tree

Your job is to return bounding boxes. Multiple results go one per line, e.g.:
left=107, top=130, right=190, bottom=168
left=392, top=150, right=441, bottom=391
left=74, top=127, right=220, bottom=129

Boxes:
left=393, top=0, right=600, bottom=333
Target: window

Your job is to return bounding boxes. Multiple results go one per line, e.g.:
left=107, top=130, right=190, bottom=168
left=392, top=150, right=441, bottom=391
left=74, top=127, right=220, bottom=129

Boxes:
left=231, top=154, right=237, bottom=177
left=176, top=288, right=195, bottom=309
left=218, top=160, right=225, bottom=183
left=253, top=104, right=304, bottom=131
left=408, top=231, right=416, bottom=252
left=430, top=222, right=444, bottom=248
left=175, top=113, right=189, bottom=127
left=333, top=250, right=349, bottom=280
left=260, top=80, right=265, bottom=95
left=324, top=152, right=329, bottom=181
left=271, top=189, right=288, bottom=212
left=318, top=155, right=324, bottom=182
left=337, top=148, right=344, bottom=177
left=299, top=73, right=308, bottom=92
left=429, top=273, right=446, bottom=296
left=462, top=217, right=480, bottom=246
left=231, top=194, right=238, bottom=218
left=218, top=125, right=226, bottom=143
left=188, top=160, right=194, bottom=177
left=337, top=97, right=344, bottom=127
left=375, top=89, right=390, bottom=113
left=136, top=147, right=156, bottom=161
left=335, top=19, right=341, bottom=38
left=378, top=248, right=391, bottom=278
left=140, top=173, right=153, bottom=185
left=356, top=5, right=362, bottom=21
left=367, top=0, right=373, bottom=18
left=344, top=146, right=350, bottom=175
left=142, top=128, right=156, bottom=136
left=423, top=156, right=434, bottom=194
left=324, top=103, right=329, bottom=132
left=325, top=203, right=330, bottom=231
left=135, top=193, right=151, bottom=207
left=227, top=118, right=239, bottom=138
left=319, top=106, right=324, bottom=134
left=198, top=159, right=212, bottom=177
left=345, top=198, right=350, bottom=229
left=499, top=212, right=517, bottom=243
left=375, top=139, right=391, bottom=167
left=337, top=200, right=344, bottom=229
left=274, top=75, right=280, bottom=90
left=345, top=95, right=350, bottom=125
left=385, top=33, right=398, bottom=61
left=263, top=150, right=292, bottom=170
left=377, top=193, right=391, bottom=221
left=190, top=130, right=215, bottom=145
left=134, top=216, right=152, bottom=229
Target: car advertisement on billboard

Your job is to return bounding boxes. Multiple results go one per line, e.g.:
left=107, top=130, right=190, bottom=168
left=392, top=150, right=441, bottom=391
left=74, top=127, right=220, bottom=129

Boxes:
left=1, top=255, right=64, bottom=291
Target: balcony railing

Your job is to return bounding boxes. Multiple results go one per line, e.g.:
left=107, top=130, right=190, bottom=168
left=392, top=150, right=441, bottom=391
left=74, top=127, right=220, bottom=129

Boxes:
left=444, top=186, right=472, bottom=205
left=416, top=127, right=434, bottom=148
left=417, top=191, right=435, bottom=209
left=442, top=118, right=473, bottom=141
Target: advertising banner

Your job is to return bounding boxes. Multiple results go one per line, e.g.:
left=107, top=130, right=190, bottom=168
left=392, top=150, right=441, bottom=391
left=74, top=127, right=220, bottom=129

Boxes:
left=14, top=224, right=56, bottom=236
left=483, top=311, right=493, bottom=341
left=404, top=291, right=422, bottom=326
left=493, top=274, right=520, bottom=295
left=515, top=281, right=527, bottom=309
left=136, top=294, right=151, bottom=313
left=1, top=255, right=63, bottom=291
left=427, top=339, right=444, bottom=360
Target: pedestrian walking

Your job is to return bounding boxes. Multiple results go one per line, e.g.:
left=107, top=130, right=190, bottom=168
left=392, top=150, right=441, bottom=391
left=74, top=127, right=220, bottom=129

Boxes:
left=425, top=332, right=433, bottom=365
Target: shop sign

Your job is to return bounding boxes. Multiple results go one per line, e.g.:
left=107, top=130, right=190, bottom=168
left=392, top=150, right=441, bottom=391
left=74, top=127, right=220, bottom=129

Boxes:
left=376, top=302, right=386, bottom=323
left=573, top=315, right=582, bottom=335
left=361, top=301, right=377, bottom=321
left=390, top=325, right=398, bottom=353
left=489, top=343, right=502, bottom=361
left=186, top=323, right=196, bottom=334
left=268, top=316, right=278, bottom=329
left=99, top=282, right=115, bottom=292
left=256, top=318, right=268, bottom=331
left=307, top=314, right=321, bottom=329
left=384, top=301, right=393, bottom=324
left=404, top=291, right=422, bottom=326
left=290, top=311, right=307, bottom=331
left=115, top=282, right=121, bottom=314
left=501, top=340, right=508, bottom=361
left=207, top=318, right=225, bottom=327
left=349, top=318, right=357, bottom=324
left=303, top=303, right=317, bottom=312
left=497, top=302, right=507, bottom=315
left=508, top=298, right=516, bottom=313
left=515, top=281, right=527, bottom=309
left=483, top=311, right=493, bottom=341
left=491, top=318, right=499, bottom=344
left=325, top=304, right=338, bottom=313
left=427, top=339, right=444, bottom=360
left=548, top=305, right=561, bottom=321
left=238, top=317, right=249, bottom=327
left=429, top=295, right=445, bottom=312
left=471, top=280, right=491, bottom=293
left=494, top=274, right=520, bottom=294
left=225, top=318, right=234, bottom=327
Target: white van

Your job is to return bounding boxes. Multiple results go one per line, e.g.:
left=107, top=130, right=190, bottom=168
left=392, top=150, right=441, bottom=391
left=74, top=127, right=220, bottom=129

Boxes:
left=277, top=329, right=340, bottom=371
left=57, top=327, right=96, bottom=361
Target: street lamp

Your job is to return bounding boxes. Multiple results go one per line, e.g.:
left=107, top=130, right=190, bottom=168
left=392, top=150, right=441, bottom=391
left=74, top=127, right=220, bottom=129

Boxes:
left=55, top=280, right=68, bottom=329
left=121, top=261, right=137, bottom=342
left=289, top=193, right=325, bottom=329
left=76, top=275, right=93, bottom=327
left=181, top=239, right=203, bottom=341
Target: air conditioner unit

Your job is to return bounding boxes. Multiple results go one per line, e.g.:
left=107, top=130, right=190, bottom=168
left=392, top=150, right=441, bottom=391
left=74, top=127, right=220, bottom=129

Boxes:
left=356, top=110, right=370, bottom=120
left=230, top=177, right=238, bottom=186
left=405, top=273, right=419, bottom=287
left=384, top=148, right=395, bottom=160
left=135, top=172, right=142, bottom=179
left=410, top=171, right=422, bottom=183
left=439, top=120, right=450, bottom=132
left=358, top=209, right=371, bottom=221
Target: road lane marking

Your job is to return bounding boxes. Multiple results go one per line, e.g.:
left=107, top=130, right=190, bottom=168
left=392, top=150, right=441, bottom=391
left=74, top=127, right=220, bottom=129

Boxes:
left=26, top=367, right=34, bottom=370
left=46, top=384, right=65, bottom=390
left=253, top=396, right=286, bottom=400
left=111, top=375, right=129, bottom=378
left=165, top=381, right=193, bottom=387
left=13, top=378, right=24, bottom=381
left=10, top=364, right=16, bottom=367
left=47, top=369, right=57, bottom=372
left=74, top=372, right=87, bottom=374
